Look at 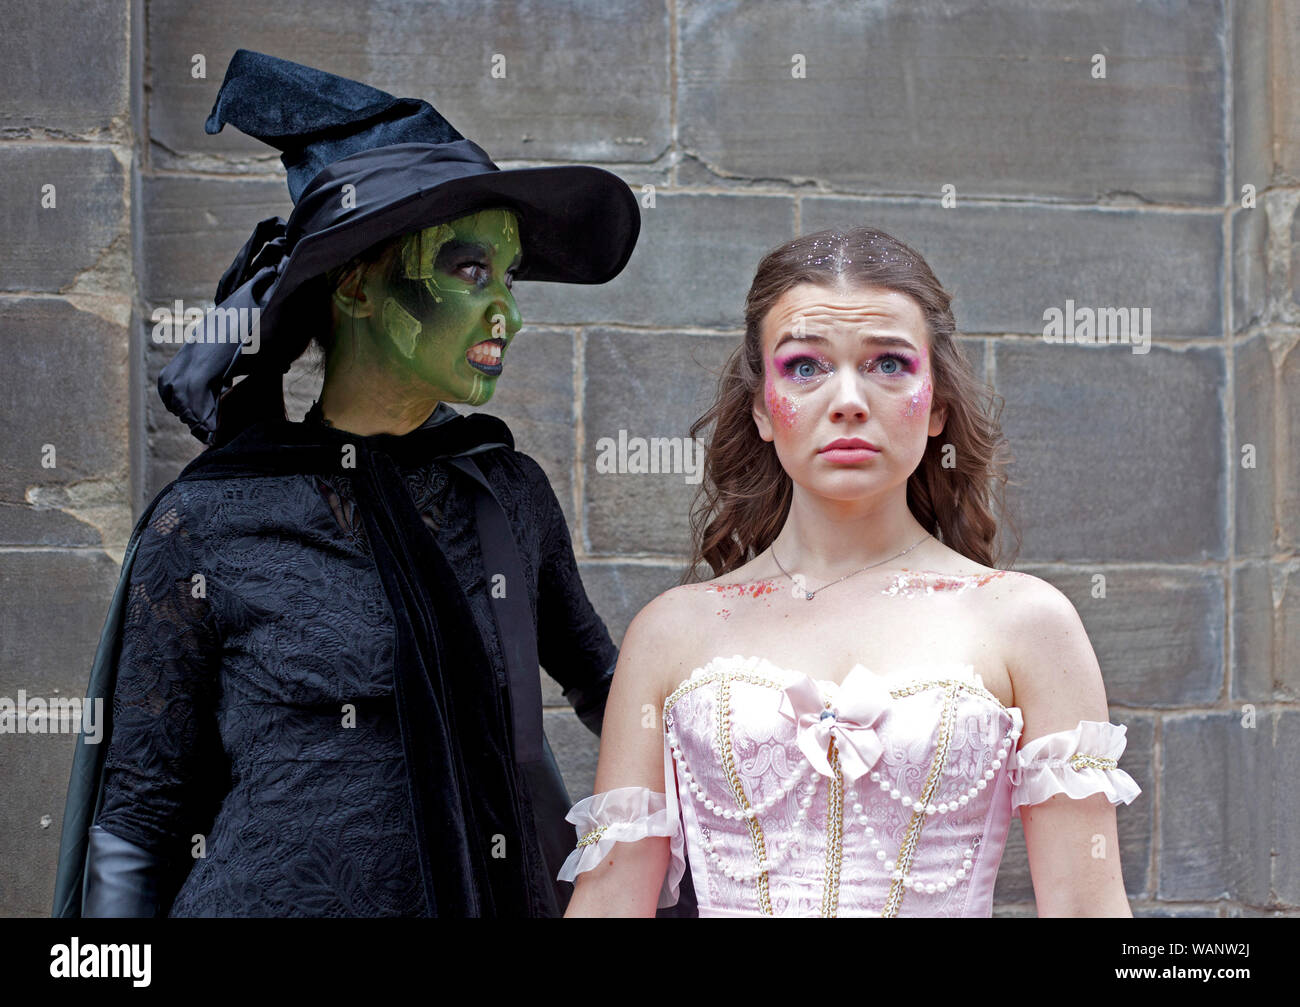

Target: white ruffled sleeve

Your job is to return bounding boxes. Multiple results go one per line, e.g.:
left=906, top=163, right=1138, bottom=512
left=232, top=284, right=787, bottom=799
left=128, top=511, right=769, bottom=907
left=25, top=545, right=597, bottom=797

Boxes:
left=557, top=786, right=686, bottom=908
left=1008, top=720, right=1141, bottom=818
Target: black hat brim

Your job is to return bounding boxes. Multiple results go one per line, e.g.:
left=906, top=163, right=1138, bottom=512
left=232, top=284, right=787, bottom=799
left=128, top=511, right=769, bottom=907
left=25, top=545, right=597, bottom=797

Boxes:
left=278, top=141, right=640, bottom=298
left=158, top=140, right=641, bottom=444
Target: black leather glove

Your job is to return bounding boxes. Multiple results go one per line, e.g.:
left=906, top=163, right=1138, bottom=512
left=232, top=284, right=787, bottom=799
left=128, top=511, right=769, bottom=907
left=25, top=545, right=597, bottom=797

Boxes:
left=82, top=824, right=165, bottom=917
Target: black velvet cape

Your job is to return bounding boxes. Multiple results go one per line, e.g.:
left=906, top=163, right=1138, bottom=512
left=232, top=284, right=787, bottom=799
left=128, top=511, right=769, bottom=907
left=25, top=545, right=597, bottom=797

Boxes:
left=52, top=402, right=618, bottom=917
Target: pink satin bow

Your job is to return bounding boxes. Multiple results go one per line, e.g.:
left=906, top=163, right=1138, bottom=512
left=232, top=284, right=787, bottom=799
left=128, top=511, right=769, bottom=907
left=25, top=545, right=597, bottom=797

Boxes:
left=778, top=665, right=891, bottom=783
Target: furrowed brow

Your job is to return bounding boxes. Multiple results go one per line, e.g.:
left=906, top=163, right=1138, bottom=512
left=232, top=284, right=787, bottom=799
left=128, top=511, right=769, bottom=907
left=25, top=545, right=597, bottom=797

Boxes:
left=773, top=332, right=917, bottom=352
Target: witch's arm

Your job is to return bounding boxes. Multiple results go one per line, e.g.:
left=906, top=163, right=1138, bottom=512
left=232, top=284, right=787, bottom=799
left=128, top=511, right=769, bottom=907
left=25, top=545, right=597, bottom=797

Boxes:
left=85, top=486, right=224, bottom=916
left=526, top=458, right=616, bottom=736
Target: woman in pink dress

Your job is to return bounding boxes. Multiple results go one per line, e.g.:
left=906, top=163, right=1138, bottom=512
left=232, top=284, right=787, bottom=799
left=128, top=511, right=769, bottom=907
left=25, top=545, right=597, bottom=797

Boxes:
left=559, top=226, right=1141, bottom=917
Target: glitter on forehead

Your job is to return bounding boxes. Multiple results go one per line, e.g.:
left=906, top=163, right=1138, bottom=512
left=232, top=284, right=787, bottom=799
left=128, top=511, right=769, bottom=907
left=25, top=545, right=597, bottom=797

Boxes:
left=796, top=234, right=917, bottom=273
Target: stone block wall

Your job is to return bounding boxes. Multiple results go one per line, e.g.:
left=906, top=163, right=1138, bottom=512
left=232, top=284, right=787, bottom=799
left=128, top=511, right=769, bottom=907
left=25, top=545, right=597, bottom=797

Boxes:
left=1, top=0, right=1295, bottom=917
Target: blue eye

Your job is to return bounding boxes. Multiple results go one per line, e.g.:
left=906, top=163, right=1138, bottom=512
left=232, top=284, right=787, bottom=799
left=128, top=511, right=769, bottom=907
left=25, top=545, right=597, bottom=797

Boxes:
left=873, top=353, right=914, bottom=376
left=779, top=355, right=824, bottom=380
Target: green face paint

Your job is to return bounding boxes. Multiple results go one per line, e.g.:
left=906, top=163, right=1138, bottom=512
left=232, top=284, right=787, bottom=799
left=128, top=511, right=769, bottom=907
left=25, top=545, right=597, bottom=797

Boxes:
left=375, top=207, right=523, bottom=405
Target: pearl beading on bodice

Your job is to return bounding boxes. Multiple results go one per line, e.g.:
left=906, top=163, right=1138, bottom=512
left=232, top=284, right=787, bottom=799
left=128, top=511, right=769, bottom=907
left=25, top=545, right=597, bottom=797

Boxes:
left=663, top=656, right=1023, bottom=908
left=559, top=653, right=1142, bottom=917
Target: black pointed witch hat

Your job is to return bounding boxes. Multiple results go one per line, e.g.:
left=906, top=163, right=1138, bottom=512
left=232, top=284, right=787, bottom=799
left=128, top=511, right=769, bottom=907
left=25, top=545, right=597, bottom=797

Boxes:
left=158, top=48, right=641, bottom=445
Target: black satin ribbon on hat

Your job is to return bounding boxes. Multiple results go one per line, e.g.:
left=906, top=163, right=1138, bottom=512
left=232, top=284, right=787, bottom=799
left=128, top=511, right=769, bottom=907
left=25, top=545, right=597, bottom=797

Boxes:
left=172, top=404, right=541, bottom=916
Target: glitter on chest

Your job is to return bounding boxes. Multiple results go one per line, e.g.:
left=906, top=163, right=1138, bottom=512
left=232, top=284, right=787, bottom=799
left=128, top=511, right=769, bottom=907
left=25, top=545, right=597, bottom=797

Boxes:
left=705, top=580, right=783, bottom=599
left=882, top=570, right=1007, bottom=598
left=701, top=580, right=783, bottom=619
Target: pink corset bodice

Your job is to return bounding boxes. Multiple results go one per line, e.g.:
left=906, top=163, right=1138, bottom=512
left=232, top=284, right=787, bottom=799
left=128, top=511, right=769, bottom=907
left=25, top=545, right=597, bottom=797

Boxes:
left=666, top=656, right=1022, bottom=917
left=560, top=654, right=1141, bottom=918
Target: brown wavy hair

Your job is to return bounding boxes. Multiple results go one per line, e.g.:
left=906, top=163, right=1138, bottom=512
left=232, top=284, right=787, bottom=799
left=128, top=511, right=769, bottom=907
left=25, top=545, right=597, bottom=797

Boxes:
left=682, top=226, right=1019, bottom=582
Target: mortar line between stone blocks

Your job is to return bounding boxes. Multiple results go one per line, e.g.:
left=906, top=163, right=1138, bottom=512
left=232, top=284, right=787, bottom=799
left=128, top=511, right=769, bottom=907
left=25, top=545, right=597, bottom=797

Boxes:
left=1224, top=0, right=1235, bottom=213
left=1151, top=712, right=1161, bottom=902
left=130, top=0, right=148, bottom=525
left=136, top=165, right=1239, bottom=214
left=1265, top=706, right=1276, bottom=904
left=1223, top=3, right=1238, bottom=720
left=668, top=0, right=679, bottom=189
left=573, top=326, right=587, bottom=559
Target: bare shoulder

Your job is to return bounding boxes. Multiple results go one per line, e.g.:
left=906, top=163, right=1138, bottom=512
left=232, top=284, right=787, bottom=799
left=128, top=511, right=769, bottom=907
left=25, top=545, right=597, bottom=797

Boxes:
left=983, top=571, right=1110, bottom=732
left=619, top=581, right=716, bottom=704
left=981, top=569, right=1079, bottom=627
left=624, top=582, right=699, bottom=638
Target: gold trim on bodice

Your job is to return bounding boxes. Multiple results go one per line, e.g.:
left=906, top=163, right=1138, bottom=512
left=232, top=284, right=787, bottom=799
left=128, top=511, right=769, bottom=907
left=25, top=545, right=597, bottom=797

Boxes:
left=663, top=660, right=1011, bottom=918
left=820, top=742, right=844, bottom=917
left=881, top=681, right=959, bottom=917
left=716, top=672, right=773, bottom=914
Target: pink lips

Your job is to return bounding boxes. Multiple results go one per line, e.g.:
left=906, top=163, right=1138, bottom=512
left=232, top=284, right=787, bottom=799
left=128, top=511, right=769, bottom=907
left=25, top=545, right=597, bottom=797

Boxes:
left=819, top=437, right=880, bottom=463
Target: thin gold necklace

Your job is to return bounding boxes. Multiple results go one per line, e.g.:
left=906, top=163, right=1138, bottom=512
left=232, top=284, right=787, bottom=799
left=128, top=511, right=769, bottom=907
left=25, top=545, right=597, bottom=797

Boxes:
left=770, top=532, right=931, bottom=600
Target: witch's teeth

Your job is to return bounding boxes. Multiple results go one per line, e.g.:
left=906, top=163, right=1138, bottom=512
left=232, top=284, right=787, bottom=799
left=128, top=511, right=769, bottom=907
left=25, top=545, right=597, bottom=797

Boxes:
left=468, top=342, right=502, bottom=366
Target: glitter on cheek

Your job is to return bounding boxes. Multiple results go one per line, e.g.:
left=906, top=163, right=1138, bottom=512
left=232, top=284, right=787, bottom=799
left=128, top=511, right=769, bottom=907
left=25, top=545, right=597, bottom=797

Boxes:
left=764, top=369, right=799, bottom=429
left=770, top=394, right=798, bottom=429
left=903, top=373, right=933, bottom=419
left=901, top=343, right=933, bottom=419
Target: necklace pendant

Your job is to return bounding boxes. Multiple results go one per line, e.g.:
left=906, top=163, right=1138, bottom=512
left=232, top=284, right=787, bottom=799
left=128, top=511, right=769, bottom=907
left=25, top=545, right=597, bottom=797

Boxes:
left=805, top=591, right=815, bottom=600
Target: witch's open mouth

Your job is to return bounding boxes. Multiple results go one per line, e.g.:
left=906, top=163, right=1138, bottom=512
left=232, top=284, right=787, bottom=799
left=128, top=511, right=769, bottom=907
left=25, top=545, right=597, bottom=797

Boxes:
left=466, top=337, right=506, bottom=375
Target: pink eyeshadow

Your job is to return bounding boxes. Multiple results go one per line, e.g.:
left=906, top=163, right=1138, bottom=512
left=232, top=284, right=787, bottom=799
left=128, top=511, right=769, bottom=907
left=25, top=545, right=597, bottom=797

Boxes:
left=773, top=352, right=819, bottom=371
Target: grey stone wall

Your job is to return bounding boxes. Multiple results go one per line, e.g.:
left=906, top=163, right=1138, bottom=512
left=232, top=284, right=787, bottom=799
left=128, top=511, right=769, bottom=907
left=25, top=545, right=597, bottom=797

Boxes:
left=1, top=0, right=1295, bottom=917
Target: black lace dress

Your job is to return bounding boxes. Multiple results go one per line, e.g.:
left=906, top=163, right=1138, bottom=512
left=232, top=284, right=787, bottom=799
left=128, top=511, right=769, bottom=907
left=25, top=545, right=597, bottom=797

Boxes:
left=91, top=403, right=616, bottom=916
